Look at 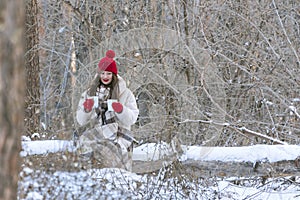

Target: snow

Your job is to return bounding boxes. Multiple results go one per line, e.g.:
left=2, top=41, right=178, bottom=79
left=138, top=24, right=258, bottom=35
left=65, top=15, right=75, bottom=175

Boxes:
left=19, top=140, right=300, bottom=199
left=21, top=140, right=300, bottom=163
left=181, top=145, right=300, bottom=163
left=133, top=142, right=175, bottom=161
left=20, top=140, right=74, bottom=157
left=216, top=180, right=299, bottom=200
left=25, top=192, right=43, bottom=200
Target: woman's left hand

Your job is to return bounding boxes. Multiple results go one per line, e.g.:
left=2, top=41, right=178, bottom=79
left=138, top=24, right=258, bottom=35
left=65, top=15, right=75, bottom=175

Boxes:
left=112, top=102, right=123, bottom=113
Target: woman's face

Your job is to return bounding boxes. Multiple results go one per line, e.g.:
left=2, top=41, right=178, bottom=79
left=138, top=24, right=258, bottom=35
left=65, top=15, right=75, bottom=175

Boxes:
left=100, top=71, right=113, bottom=85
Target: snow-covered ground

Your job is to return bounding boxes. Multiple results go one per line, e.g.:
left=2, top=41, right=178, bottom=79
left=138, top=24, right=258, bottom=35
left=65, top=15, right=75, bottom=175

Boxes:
left=21, top=138, right=300, bottom=163
left=19, top=139, right=300, bottom=199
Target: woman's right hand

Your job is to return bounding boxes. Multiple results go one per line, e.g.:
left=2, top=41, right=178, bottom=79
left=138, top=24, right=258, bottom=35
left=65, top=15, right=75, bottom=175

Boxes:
left=83, top=98, right=94, bottom=112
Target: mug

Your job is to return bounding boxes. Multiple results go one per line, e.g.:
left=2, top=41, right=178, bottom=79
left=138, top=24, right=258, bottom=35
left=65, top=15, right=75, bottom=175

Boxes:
left=107, top=99, right=118, bottom=111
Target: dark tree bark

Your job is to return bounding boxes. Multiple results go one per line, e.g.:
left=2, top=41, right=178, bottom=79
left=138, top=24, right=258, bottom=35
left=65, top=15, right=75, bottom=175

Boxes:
left=25, top=0, right=40, bottom=136
left=0, top=0, right=25, bottom=199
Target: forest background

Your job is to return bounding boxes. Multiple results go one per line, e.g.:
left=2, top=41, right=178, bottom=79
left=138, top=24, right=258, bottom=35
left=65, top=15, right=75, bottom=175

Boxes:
left=1, top=0, right=300, bottom=199
left=26, top=0, right=300, bottom=147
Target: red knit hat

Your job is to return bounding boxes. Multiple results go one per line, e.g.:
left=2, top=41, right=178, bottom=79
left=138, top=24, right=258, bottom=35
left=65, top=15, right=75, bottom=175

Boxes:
left=97, top=50, right=118, bottom=75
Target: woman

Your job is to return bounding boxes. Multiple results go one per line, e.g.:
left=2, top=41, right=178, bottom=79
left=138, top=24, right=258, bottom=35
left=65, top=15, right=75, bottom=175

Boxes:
left=76, top=50, right=139, bottom=171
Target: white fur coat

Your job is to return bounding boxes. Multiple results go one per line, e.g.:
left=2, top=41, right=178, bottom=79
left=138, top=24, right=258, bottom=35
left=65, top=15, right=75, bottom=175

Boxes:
left=76, top=75, right=139, bottom=130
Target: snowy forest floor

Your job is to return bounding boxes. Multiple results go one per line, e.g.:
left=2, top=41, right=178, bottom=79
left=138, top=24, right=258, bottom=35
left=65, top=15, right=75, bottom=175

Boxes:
left=21, top=151, right=300, bottom=178
left=18, top=140, right=300, bottom=199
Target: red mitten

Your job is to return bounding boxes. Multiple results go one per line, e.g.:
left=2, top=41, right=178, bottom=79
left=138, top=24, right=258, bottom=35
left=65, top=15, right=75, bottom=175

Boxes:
left=83, top=98, right=94, bottom=112
left=112, top=102, right=123, bottom=113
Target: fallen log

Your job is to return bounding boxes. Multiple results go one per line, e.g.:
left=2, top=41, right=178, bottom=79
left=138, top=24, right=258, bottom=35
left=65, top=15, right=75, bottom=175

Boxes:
left=21, top=140, right=300, bottom=176
left=182, top=159, right=300, bottom=178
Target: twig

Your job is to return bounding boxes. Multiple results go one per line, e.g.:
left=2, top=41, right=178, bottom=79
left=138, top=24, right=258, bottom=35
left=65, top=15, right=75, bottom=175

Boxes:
left=180, top=119, right=288, bottom=145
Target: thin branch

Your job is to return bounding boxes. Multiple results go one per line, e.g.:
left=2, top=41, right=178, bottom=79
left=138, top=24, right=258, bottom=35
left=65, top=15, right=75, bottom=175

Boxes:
left=179, top=119, right=288, bottom=145
left=272, top=0, right=300, bottom=65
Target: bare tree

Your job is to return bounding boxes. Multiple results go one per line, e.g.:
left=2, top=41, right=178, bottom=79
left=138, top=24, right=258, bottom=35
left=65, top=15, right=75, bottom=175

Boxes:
left=18, top=0, right=300, bottom=198
left=0, top=0, right=25, bottom=199
left=25, top=0, right=40, bottom=136
left=34, top=0, right=300, bottom=146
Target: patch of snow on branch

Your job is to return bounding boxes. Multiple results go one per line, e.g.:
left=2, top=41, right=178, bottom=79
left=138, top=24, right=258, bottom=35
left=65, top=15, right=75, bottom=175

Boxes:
left=182, top=145, right=300, bottom=163
left=20, top=140, right=75, bottom=157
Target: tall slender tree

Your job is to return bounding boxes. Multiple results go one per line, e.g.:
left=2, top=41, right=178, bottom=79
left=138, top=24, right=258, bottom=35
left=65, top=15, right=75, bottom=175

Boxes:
left=0, top=0, right=25, bottom=199
left=25, top=0, right=40, bottom=136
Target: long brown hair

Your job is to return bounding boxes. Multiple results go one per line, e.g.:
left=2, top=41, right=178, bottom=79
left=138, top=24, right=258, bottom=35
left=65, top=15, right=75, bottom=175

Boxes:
left=87, top=73, right=120, bottom=100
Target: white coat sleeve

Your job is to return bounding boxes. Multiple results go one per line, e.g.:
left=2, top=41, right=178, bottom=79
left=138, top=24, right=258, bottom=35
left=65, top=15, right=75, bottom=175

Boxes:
left=115, top=90, right=139, bottom=127
left=76, top=91, right=97, bottom=126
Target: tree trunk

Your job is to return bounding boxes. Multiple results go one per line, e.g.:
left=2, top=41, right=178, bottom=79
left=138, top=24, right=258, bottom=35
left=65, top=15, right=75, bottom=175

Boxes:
left=24, top=0, right=40, bottom=136
left=0, top=0, right=25, bottom=199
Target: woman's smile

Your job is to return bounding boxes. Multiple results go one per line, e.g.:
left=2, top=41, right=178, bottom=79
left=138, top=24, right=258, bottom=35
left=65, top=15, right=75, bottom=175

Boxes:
left=100, top=71, right=113, bottom=85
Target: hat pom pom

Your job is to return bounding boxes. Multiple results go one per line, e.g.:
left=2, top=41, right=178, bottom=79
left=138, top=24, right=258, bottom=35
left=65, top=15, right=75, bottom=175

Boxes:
left=106, top=50, right=115, bottom=59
